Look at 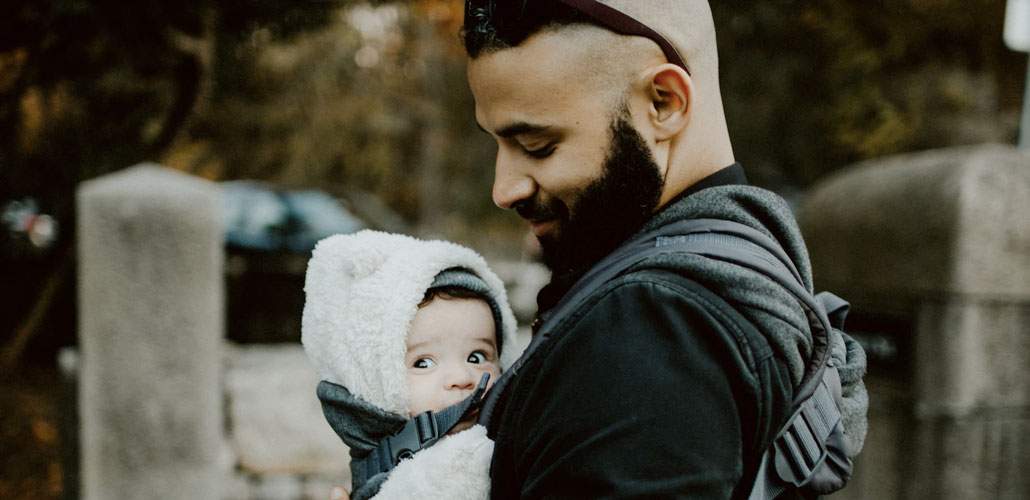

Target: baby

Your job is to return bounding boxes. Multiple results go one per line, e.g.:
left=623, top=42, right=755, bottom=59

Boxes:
left=302, top=230, right=521, bottom=500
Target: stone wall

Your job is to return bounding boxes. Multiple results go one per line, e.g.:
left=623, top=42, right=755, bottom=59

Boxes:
left=799, top=144, right=1030, bottom=499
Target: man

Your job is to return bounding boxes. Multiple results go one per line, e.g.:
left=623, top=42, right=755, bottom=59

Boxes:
left=463, top=1, right=866, bottom=498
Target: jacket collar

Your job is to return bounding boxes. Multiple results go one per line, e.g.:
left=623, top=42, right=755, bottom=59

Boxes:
left=535, top=163, right=748, bottom=320
left=646, top=161, right=745, bottom=229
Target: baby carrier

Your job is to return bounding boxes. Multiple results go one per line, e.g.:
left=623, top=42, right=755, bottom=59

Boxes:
left=478, top=218, right=863, bottom=499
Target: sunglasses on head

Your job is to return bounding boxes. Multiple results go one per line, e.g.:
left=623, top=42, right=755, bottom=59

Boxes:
left=464, top=0, right=690, bottom=75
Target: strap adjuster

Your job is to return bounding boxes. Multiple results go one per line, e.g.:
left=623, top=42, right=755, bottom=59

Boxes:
left=384, top=411, right=440, bottom=464
left=772, top=376, right=841, bottom=487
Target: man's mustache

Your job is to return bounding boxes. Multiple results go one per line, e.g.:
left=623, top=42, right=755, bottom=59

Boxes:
left=514, top=198, right=565, bottom=222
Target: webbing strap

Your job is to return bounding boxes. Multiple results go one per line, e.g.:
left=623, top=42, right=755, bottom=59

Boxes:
left=354, top=373, right=490, bottom=488
left=749, top=368, right=842, bottom=500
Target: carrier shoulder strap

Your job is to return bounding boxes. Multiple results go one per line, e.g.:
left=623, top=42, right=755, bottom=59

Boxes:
left=346, top=373, right=490, bottom=494
left=478, top=218, right=850, bottom=499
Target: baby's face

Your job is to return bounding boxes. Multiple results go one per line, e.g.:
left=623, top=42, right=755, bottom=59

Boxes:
left=405, top=296, right=500, bottom=417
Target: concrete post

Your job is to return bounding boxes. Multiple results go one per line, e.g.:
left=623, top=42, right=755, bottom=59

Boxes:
left=1021, top=57, right=1030, bottom=148
left=799, top=145, right=1030, bottom=499
left=77, top=164, right=224, bottom=499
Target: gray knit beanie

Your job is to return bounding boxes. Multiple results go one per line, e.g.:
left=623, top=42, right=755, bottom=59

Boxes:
left=427, top=267, right=507, bottom=356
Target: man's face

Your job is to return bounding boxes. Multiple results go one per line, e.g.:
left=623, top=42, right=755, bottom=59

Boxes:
left=468, top=30, right=664, bottom=274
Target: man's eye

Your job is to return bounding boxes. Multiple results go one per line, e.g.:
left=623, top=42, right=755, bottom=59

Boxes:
left=467, top=351, right=488, bottom=364
left=413, top=358, right=435, bottom=369
left=524, top=144, right=556, bottom=159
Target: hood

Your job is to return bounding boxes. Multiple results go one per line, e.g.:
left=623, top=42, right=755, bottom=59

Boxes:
left=302, top=230, right=521, bottom=416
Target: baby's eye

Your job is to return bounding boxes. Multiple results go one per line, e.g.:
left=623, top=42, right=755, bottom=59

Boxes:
left=413, top=358, right=436, bottom=369
left=467, top=351, right=488, bottom=364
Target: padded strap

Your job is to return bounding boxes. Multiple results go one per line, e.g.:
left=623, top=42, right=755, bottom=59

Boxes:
left=654, top=225, right=834, bottom=403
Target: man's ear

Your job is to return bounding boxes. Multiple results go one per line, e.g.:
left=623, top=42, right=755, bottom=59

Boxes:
left=644, top=64, right=691, bottom=142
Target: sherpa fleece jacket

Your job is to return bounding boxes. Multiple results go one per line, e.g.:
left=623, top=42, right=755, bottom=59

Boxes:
left=486, top=165, right=867, bottom=499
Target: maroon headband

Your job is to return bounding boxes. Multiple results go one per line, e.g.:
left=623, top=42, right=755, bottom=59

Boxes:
left=557, top=0, right=691, bottom=75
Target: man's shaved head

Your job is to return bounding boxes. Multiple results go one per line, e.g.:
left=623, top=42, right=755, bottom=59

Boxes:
left=462, top=1, right=720, bottom=106
left=463, top=0, right=733, bottom=201
left=522, top=25, right=659, bottom=112
left=600, top=0, right=721, bottom=92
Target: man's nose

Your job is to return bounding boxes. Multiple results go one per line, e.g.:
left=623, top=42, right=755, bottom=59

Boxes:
left=492, top=149, right=535, bottom=209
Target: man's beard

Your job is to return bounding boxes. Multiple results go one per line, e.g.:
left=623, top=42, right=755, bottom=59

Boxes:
left=518, top=114, right=665, bottom=277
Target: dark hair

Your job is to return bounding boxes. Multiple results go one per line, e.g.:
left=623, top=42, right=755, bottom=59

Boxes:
left=461, top=3, right=590, bottom=58
left=418, top=285, right=488, bottom=308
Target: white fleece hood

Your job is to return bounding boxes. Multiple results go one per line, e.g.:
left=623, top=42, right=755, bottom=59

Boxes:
left=302, top=230, right=519, bottom=416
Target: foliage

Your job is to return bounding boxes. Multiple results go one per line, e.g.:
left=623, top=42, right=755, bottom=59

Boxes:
left=175, top=1, right=513, bottom=243
left=1, top=0, right=339, bottom=222
left=712, top=0, right=1024, bottom=186
left=0, top=0, right=342, bottom=389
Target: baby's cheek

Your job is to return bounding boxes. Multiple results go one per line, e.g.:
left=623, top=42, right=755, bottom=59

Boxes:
left=406, top=374, right=432, bottom=415
left=484, top=363, right=502, bottom=387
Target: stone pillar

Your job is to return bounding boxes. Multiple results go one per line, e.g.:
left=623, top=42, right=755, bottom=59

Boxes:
left=77, top=164, right=224, bottom=499
left=799, top=145, right=1030, bottom=499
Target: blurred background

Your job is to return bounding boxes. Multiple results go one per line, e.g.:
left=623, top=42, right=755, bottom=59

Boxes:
left=2, top=0, right=1028, bottom=498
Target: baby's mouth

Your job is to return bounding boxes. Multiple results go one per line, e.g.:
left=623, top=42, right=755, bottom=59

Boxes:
left=447, top=408, right=481, bottom=435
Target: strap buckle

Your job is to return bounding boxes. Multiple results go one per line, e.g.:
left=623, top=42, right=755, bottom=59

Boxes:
left=772, top=374, right=842, bottom=487
left=381, top=373, right=491, bottom=466
left=384, top=411, right=440, bottom=465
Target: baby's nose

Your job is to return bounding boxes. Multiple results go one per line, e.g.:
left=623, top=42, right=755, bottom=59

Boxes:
left=446, top=366, right=477, bottom=391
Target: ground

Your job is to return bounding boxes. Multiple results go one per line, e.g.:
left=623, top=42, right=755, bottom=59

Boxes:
left=0, top=367, right=63, bottom=499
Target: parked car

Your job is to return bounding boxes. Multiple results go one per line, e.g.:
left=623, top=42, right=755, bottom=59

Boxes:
left=222, top=182, right=374, bottom=343
left=222, top=181, right=365, bottom=254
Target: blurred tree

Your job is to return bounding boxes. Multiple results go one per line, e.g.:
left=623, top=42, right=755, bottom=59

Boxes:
left=174, top=0, right=512, bottom=242
left=713, top=0, right=1024, bottom=187
left=2, top=0, right=339, bottom=213
left=0, top=0, right=340, bottom=368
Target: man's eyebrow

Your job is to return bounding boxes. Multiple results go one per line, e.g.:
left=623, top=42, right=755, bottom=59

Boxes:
left=489, top=121, right=552, bottom=139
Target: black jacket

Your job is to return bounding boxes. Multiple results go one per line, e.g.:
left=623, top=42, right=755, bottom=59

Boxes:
left=487, top=166, right=804, bottom=499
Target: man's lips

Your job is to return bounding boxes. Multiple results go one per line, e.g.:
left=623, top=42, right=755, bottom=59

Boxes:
left=529, top=218, right=557, bottom=237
